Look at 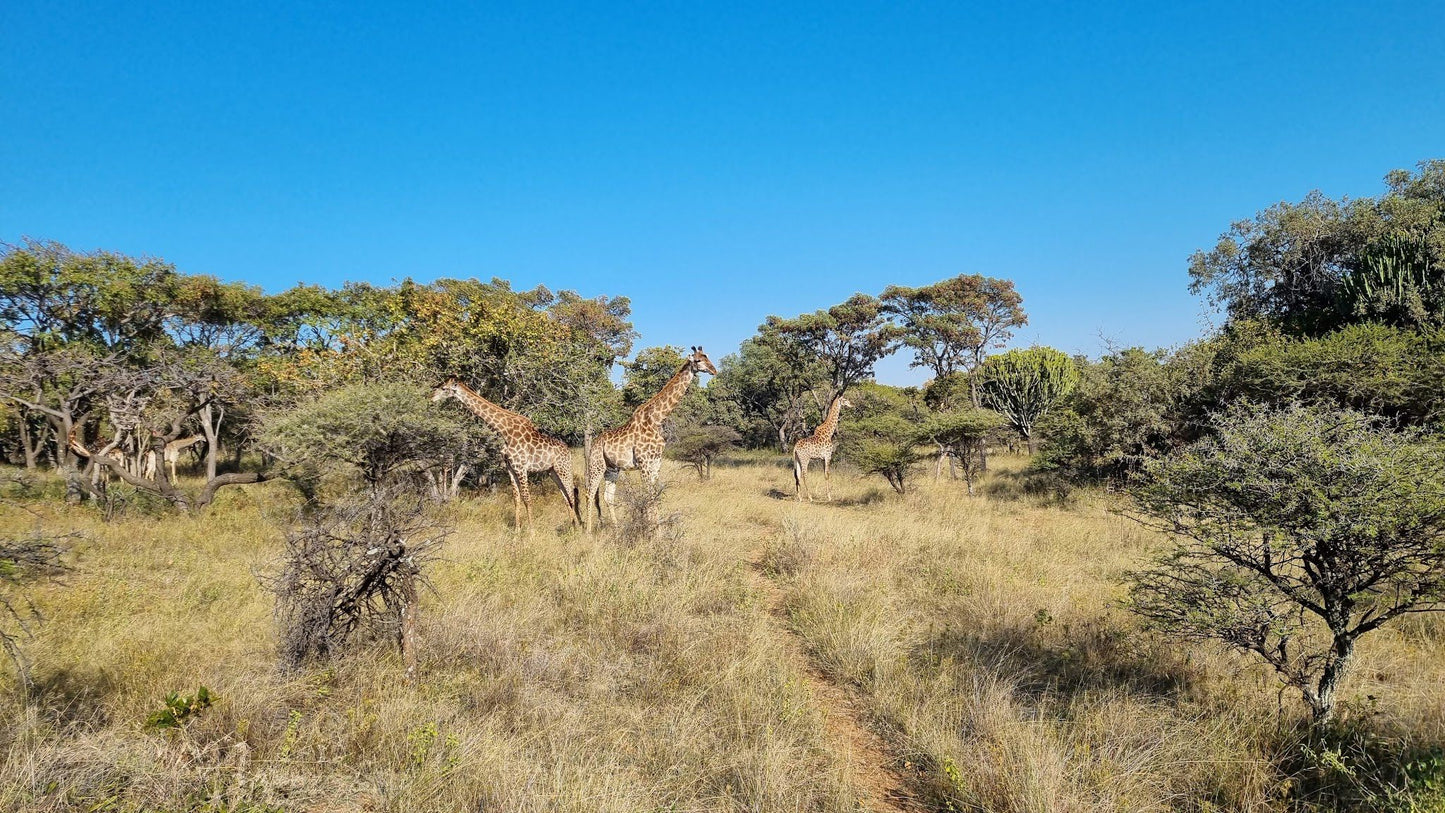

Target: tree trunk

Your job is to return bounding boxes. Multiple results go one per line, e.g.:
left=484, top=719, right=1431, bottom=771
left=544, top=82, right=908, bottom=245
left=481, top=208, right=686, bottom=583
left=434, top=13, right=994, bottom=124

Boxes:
left=1308, top=636, right=1356, bottom=723
left=1026, top=433, right=1038, bottom=456
left=199, top=402, right=222, bottom=480
left=17, top=416, right=40, bottom=469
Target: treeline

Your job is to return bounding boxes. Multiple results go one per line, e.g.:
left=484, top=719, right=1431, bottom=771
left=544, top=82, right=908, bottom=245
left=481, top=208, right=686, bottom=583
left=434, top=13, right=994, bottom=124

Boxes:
left=1037, top=159, right=1445, bottom=482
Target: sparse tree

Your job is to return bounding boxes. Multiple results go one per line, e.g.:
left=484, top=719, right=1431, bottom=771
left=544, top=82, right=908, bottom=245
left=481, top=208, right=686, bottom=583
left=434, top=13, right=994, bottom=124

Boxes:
left=919, top=408, right=1005, bottom=495
left=668, top=424, right=740, bottom=479
left=882, top=273, right=1027, bottom=391
left=270, top=488, right=449, bottom=680
left=1126, top=403, right=1445, bottom=723
left=762, top=294, right=901, bottom=398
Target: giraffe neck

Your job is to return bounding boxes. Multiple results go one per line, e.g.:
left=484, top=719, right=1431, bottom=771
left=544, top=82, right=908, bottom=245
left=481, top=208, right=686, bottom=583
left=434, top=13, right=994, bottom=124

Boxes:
left=811, top=396, right=846, bottom=444
left=444, top=384, right=524, bottom=440
left=635, top=363, right=696, bottom=427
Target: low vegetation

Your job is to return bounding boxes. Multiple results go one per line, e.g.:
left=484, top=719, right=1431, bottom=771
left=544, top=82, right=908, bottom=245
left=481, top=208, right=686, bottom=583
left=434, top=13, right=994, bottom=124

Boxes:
left=1, top=457, right=1441, bottom=811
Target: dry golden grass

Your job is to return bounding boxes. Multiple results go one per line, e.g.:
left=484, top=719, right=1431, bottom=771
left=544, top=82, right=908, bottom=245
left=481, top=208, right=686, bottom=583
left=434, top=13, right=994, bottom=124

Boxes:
left=1, top=456, right=1442, bottom=812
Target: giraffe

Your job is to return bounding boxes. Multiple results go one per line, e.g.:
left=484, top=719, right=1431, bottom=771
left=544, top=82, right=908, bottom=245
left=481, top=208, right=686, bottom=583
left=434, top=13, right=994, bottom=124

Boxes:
left=431, top=378, right=581, bottom=535
left=585, top=347, right=718, bottom=534
left=793, top=393, right=854, bottom=502
left=143, top=435, right=205, bottom=482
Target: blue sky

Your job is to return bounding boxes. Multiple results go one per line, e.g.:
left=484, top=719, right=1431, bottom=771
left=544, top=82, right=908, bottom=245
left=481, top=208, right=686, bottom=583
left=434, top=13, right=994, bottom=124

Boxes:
left=2, top=2, right=1441, bottom=384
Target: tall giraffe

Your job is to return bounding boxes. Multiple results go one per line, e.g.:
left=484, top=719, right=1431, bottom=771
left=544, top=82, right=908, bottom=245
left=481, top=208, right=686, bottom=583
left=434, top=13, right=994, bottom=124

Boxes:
left=431, top=379, right=581, bottom=535
left=793, top=393, right=853, bottom=502
left=585, top=347, right=718, bottom=534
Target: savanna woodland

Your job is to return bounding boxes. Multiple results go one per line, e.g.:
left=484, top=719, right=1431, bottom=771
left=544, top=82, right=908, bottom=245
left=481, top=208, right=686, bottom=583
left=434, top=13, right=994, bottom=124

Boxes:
left=2, top=161, right=1444, bottom=812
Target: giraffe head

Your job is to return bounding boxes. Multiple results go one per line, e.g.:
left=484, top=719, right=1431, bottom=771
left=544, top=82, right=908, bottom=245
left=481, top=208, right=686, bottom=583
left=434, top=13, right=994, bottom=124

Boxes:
left=838, top=395, right=855, bottom=410
left=687, top=346, right=719, bottom=377
left=431, top=377, right=464, bottom=403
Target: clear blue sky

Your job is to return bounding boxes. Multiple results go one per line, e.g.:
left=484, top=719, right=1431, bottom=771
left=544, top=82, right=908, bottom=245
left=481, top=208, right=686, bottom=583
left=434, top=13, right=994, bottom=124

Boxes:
left=3, top=2, right=1441, bottom=384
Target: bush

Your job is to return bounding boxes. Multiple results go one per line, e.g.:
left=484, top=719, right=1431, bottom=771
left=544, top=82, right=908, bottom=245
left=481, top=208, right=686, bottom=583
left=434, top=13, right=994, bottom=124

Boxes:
left=1126, top=402, right=1445, bottom=722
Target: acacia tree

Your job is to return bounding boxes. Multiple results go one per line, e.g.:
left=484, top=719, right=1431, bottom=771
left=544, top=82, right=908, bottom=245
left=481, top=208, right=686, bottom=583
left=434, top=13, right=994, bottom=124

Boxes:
left=881, top=274, right=1027, bottom=391
left=710, top=337, right=826, bottom=450
left=918, top=408, right=1004, bottom=495
left=977, top=346, right=1079, bottom=454
left=761, top=293, right=900, bottom=400
left=1126, top=403, right=1445, bottom=723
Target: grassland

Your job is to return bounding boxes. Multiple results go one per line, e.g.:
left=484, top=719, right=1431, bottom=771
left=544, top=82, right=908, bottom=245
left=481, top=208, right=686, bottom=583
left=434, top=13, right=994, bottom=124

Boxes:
left=1, top=455, right=1442, bottom=812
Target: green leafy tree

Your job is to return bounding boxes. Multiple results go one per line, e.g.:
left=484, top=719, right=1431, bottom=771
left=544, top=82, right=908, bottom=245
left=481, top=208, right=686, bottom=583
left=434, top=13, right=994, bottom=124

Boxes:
left=977, top=347, right=1079, bottom=454
left=1127, top=403, right=1445, bottom=723
left=1213, top=322, right=1445, bottom=427
left=918, top=408, right=1005, bottom=494
left=1038, top=343, right=1214, bottom=480
left=1189, top=161, right=1444, bottom=335
left=622, top=346, right=687, bottom=409
left=761, top=293, right=901, bottom=397
left=882, top=274, right=1027, bottom=392
left=260, top=382, right=486, bottom=493
left=838, top=383, right=925, bottom=494
left=710, top=337, right=826, bottom=450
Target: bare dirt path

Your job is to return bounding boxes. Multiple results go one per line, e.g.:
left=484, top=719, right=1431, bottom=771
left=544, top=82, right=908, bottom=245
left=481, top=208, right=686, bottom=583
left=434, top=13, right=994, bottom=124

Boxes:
left=745, top=547, right=925, bottom=813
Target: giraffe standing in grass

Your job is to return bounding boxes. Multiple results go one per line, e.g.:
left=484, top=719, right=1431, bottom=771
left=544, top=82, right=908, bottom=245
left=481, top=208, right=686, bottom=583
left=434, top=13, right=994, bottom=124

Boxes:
left=585, top=347, right=718, bottom=534
left=431, top=379, right=581, bottom=536
left=143, top=435, right=205, bottom=482
left=793, top=393, right=853, bottom=502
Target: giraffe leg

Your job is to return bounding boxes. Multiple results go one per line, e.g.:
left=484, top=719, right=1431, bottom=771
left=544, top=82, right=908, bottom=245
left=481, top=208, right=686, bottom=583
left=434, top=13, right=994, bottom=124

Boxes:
left=584, top=447, right=605, bottom=535
left=506, top=470, right=523, bottom=536
left=518, top=473, right=535, bottom=540
left=552, top=465, right=579, bottom=528
left=823, top=454, right=833, bottom=502
left=794, top=453, right=805, bottom=502
left=604, top=475, right=619, bottom=526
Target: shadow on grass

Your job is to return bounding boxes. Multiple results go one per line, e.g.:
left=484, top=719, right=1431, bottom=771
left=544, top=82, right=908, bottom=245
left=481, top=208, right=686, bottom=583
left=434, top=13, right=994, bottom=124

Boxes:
left=26, top=665, right=124, bottom=727
left=979, top=465, right=1079, bottom=507
left=915, top=612, right=1198, bottom=705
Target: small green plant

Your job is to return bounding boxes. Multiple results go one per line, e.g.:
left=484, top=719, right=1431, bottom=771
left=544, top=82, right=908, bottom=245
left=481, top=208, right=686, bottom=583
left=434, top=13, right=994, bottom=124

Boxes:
left=145, top=686, right=214, bottom=730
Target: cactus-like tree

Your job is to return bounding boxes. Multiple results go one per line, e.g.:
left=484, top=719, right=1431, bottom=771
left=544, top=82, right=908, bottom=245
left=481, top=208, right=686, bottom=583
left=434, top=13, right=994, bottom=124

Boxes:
left=977, top=347, right=1079, bottom=454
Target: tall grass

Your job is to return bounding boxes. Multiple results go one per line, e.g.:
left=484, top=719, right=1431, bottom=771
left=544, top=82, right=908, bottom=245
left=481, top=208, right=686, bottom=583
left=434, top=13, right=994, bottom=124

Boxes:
left=1, top=457, right=1442, bottom=811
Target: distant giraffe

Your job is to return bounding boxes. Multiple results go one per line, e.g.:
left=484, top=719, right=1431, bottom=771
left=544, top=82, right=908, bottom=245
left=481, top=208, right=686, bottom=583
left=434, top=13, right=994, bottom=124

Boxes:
left=431, top=379, right=580, bottom=535
left=143, top=435, right=205, bottom=482
left=793, top=393, right=853, bottom=502
left=585, top=347, right=718, bottom=534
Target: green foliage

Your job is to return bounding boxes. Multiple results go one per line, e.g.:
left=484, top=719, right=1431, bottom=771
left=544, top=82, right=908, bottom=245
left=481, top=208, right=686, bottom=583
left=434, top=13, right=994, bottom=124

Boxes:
left=1126, top=403, right=1445, bottom=722
left=1213, top=322, right=1445, bottom=426
left=709, top=337, right=827, bottom=449
left=145, top=686, right=213, bottom=730
left=761, top=293, right=901, bottom=394
left=623, top=346, right=687, bottom=409
left=881, top=274, right=1027, bottom=379
left=1189, top=160, right=1445, bottom=336
left=1037, top=343, right=1213, bottom=479
left=977, top=346, right=1078, bottom=450
left=838, top=384, right=926, bottom=493
left=260, top=382, right=486, bottom=488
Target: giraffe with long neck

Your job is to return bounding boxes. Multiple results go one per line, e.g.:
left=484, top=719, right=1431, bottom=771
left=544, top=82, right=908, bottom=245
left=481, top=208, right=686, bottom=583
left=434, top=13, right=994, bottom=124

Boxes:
left=793, top=392, right=853, bottom=502
left=431, top=379, right=581, bottom=535
left=585, top=347, right=718, bottom=534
